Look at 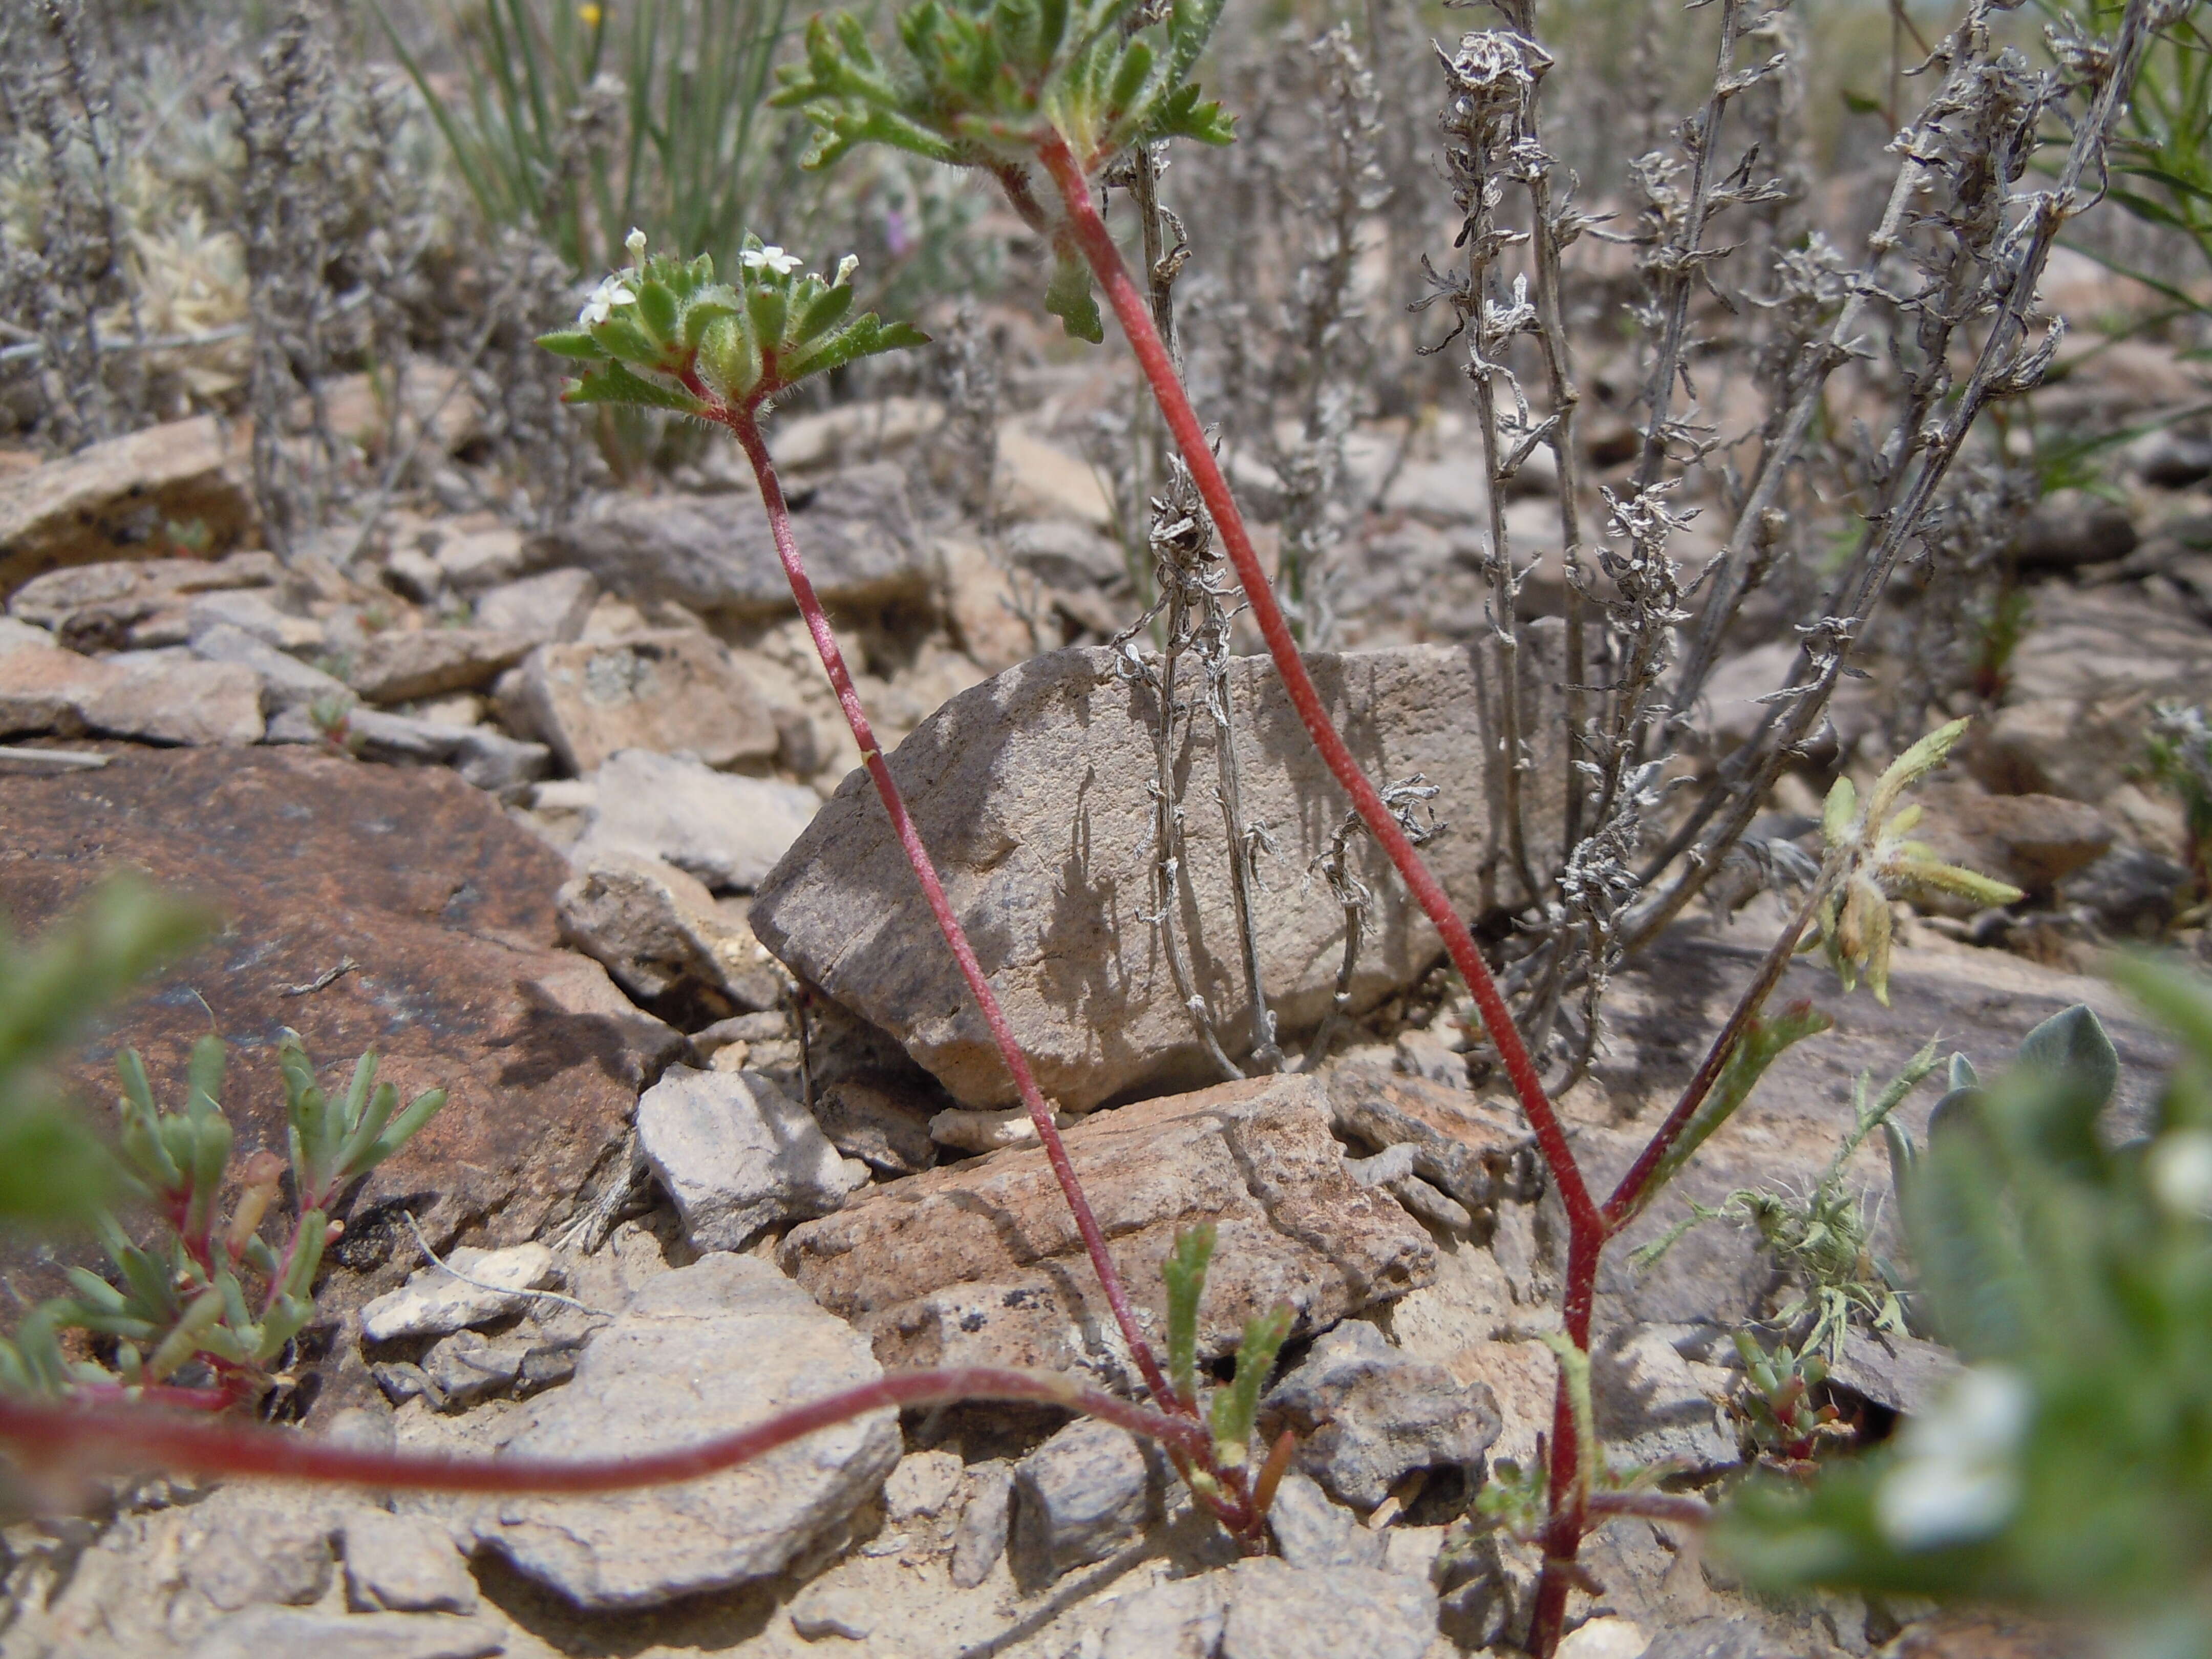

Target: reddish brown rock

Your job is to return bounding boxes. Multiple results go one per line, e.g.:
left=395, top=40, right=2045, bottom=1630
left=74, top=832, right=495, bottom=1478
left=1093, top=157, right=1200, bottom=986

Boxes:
left=345, top=627, right=534, bottom=705
left=1911, top=780, right=2115, bottom=897
left=0, top=747, right=642, bottom=1307
left=0, top=416, right=256, bottom=598
left=779, top=1072, right=1436, bottom=1376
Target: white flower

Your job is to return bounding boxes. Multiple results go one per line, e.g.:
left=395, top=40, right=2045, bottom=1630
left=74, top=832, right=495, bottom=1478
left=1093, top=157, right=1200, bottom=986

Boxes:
left=2149, top=1129, right=2212, bottom=1218
left=578, top=273, right=637, bottom=327
left=834, top=253, right=859, bottom=287
left=742, top=244, right=803, bottom=276
left=625, top=227, right=648, bottom=264
left=1875, top=1365, right=2031, bottom=1551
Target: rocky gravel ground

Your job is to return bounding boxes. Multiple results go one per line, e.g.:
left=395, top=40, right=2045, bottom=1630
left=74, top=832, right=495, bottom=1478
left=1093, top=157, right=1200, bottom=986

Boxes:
left=0, top=299, right=2206, bottom=1659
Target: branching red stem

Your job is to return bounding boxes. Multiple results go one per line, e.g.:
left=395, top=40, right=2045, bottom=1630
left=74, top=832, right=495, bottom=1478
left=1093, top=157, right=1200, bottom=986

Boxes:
left=1036, top=136, right=1602, bottom=1242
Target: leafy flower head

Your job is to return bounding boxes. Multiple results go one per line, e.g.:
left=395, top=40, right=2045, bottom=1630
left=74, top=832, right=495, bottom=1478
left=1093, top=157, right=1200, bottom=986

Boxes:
left=537, top=235, right=927, bottom=418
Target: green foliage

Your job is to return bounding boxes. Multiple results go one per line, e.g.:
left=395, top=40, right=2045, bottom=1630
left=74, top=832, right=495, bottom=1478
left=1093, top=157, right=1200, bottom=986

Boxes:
left=1733, top=1333, right=1854, bottom=1470
left=381, top=0, right=812, bottom=285
left=1715, top=972, right=2212, bottom=1653
left=3, top=1031, right=447, bottom=1403
left=1813, top=720, right=2026, bottom=1005
left=1640, top=1044, right=1941, bottom=1363
left=539, top=231, right=926, bottom=417
left=769, top=0, right=1233, bottom=337
left=0, top=882, right=208, bottom=1230
left=1163, top=1220, right=1216, bottom=1409
left=1159, top=1222, right=1292, bottom=1483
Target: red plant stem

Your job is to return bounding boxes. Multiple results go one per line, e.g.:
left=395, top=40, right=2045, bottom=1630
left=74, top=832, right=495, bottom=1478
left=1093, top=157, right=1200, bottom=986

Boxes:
left=721, top=406, right=1175, bottom=1412
left=0, top=1368, right=1203, bottom=1497
left=1036, top=135, right=1602, bottom=1243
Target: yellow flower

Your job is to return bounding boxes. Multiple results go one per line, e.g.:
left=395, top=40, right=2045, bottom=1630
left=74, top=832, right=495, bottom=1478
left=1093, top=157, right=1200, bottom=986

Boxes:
left=579, top=3, right=603, bottom=26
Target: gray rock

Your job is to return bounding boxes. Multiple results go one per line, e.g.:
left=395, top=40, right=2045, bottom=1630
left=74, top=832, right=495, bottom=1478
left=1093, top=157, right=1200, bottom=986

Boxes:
left=422, top=1329, right=530, bottom=1408
left=1393, top=1026, right=1467, bottom=1088
left=569, top=748, right=821, bottom=892
left=2061, top=842, right=2192, bottom=932
left=183, top=1608, right=504, bottom=1659
left=193, top=619, right=351, bottom=709
left=1002, top=520, right=1126, bottom=589
left=2009, top=487, right=2138, bottom=570
left=811, top=1074, right=939, bottom=1175
left=473, top=1252, right=901, bottom=1609
left=0, top=615, right=52, bottom=654
left=1825, top=1329, right=1963, bottom=1418
left=359, top=1243, right=559, bottom=1343
left=635, top=1066, right=868, bottom=1251
left=348, top=628, right=534, bottom=705
left=267, top=704, right=551, bottom=794
left=949, top=1458, right=1013, bottom=1588
left=2132, top=429, right=2212, bottom=489
left=1266, top=1468, right=1387, bottom=1570
left=1263, top=1320, right=1501, bottom=1508
left=1639, top=1615, right=1775, bottom=1659
left=1010, top=1416, right=1158, bottom=1585
left=8, top=546, right=275, bottom=635
left=342, top=1509, right=481, bottom=1614
left=1103, top=1573, right=1231, bottom=1659
left=882, top=1448, right=965, bottom=1523
left=533, top=464, right=923, bottom=618
left=788, top=1580, right=875, bottom=1640
left=1591, top=1325, right=1738, bottom=1473
left=187, top=587, right=324, bottom=653
left=1220, top=1558, right=1439, bottom=1659
left=752, top=639, right=1564, bottom=1111
left=557, top=851, right=779, bottom=1010
left=473, top=568, right=598, bottom=643
left=184, top=1504, right=335, bottom=1611
left=516, top=630, right=778, bottom=774
left=434, top=525, right=528, bottom=590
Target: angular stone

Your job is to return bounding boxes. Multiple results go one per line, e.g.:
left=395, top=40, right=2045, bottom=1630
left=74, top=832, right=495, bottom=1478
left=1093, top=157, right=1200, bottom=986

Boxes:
left=780, top=1073, right=1436, bottom=1375
left=1220, top=1558, right=1439, bottom=1659
left=472, top=1252, right=900, bottom=1610
left=1103, top=1573, right=1231, bottom=1659
left=568, top=748, right=821, bottom=892
left=0, top=748, right=640, bottom=1323
left=472, top=568, right=597, bottom=643
left=533, top=464, right=924, bottom=619
left=993, top=428, right=1113, bottom=528
left=7, top=547, right=276, bottom=638
left=752, top=641, right=1562, bottom=1111
left=187, top=587, right=326, bottom=653
left=349, top=628, right=534, bottom=705
left=360, top=1244, right=559, bottom=1343
left=0, top=415, right=255, bottom=597
left=342, top=1509, right=482, bottom=1614
left=882, top=1449, right=966, bottom=1523
left=1825, top=1328, right=1963, bottom=1418
left=1266, top=1468, right=1386, bottom=1570
left=183, top=1608, right=503, bottom=1659
left=266, top=704, right=551, bottom=795
left=556, top=851, right=778, bottom=1012
left=1589, top=1326, right=1736, bottom=1473
left=1002, top=520, right=1125, bottom=588
left=432, top=525, right=527, bottom=590
left=636, top=1066, right=867, bottom=1251
left=421, top=1328, right=531, bottom=1408
left=1010, top=1417, right=1157, bottom=1585
left=193, top=619, right=351, bottom=709
left=789, top=1580, right=877, bottom=1640
left=950, top=1458, right=1014, bottom=1588
left=516, top=951, right=687, bottom=1085
left=812, top=1074, right=939, bottom=1175
left=516, top=630, right=778, bottom=774
left=1262, top=1320, right=1501, bottom=1508
left=0, top=646, right=263, bottom=747
left=184, top=1503, right=334, bottom=1610
left=0, top=616, right=52, bottom=654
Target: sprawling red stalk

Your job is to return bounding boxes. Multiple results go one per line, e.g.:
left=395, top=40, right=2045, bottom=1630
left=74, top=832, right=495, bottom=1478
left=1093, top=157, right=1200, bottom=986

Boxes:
left=1033, top=133, right=1714, bottom=1652
left=0, top=1368, right=1200, bottom=1497
left=715, top=401, right=1174, bottom=1411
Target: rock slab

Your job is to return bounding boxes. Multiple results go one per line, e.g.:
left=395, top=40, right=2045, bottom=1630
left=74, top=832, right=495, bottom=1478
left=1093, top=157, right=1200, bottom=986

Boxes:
left=635, top=1065, right=867, bottom=1251
left=568, top=748, right=821, bottom=892
left=516, top=629, right=777, bottom=774
left=752, top=640, right=1562, bottom=1111
left=473, top=1252, right=900, bottom=1610
left=1010, top=1417, right=1157, bottom=1585
left=780, top=1072, right=1436, bottom=1374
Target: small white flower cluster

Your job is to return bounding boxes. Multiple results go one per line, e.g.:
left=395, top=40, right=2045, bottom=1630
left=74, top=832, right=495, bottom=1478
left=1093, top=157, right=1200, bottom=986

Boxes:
left=1875, top=1365, right=2031, bottom=1550
left=578, top=227, right=651, bottom=327
left=741, top=243, right=803, bottom=276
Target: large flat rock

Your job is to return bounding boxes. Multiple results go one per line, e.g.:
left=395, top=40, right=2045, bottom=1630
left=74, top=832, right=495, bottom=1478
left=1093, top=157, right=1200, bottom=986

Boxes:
left=472, top=1252, right=899, bottom=1610
left=752, top=639, right=1563, bottom=1111
left=0, top=747, right=641, bottom=1308
left=779, top=1072, right=1437, bottom=1376
left=531, top=463, right=924, bottom=620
